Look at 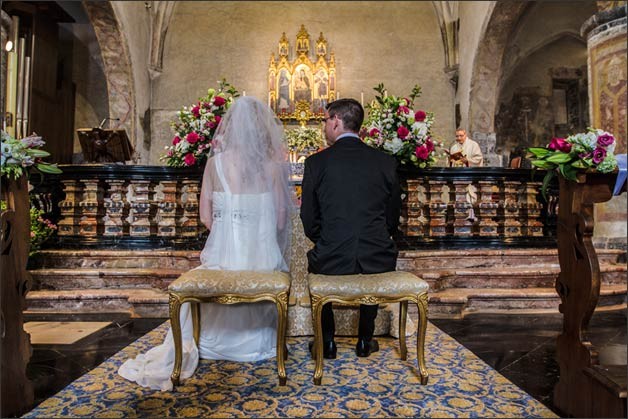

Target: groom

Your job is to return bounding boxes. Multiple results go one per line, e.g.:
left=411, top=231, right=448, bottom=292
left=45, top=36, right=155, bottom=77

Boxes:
left=300, top=98, right=401, bottom=358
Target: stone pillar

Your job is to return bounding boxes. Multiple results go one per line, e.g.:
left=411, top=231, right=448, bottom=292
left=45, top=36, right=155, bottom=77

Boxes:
left=103, top=180, right=127, bottom=236
left=405, top=179, right=426, bottom=236
left=503, top=181, right=522, bottom=237
left=178, top=180, right=200, bottom=237
left=452, top=180, right=473, bottom=236
left=477, top=181, right=499, bottom=236
left=57, top=180, right=81, bottom=236
left=155, top=180, right=178, bottom=237
left=582, top=4, right=627, bottom=249
left=1, top=10, right=11, bottom=128
left=78, top=180, right=103, bottom=237
left=128, top=180, right=152, bottom=236
left=427, top=180, right=448, bottom=236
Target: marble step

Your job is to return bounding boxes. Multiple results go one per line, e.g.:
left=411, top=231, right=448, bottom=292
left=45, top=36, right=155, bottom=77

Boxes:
left=397, top=248, right=625, bottom=270
left=29, top=268, right=184, bottom=290
left=427, top=284, right=627, bottom=318
left=30, top=248, right=627, bottom=270
left=29, top=260, right=625, bottom=293
left=25, top=284, right=627, bottom=320
left=419, top=263, right=627, bottom=291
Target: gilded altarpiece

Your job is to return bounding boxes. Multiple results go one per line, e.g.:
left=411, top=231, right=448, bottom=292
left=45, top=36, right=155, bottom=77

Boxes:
left=268, top=25, right=337, bottom=124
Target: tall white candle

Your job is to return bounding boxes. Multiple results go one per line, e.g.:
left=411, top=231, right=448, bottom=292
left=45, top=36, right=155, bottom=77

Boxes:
left=337, top=91, right=340, bottom=99
left=242, top=90, right=246, bottom=97
left=361, top=91, right=364, bottom=106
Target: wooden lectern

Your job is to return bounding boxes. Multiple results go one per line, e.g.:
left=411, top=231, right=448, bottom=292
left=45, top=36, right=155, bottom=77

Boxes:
left=77, top=128, right=133, bottom=163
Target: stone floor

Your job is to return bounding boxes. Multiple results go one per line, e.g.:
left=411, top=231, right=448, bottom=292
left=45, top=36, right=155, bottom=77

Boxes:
left=25, top=310, right=627, bottom=416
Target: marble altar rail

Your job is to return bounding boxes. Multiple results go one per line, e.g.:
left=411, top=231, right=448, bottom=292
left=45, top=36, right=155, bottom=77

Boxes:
left=29, top=165, right=558, bottom=249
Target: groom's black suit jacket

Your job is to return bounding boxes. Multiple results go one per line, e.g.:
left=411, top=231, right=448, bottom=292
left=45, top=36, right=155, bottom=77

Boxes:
left=300, top=135, right=401, bottom=275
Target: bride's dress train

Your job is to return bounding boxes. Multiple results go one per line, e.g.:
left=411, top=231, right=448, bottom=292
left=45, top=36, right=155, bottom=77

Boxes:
left=119, top=155, right=288, bottom=391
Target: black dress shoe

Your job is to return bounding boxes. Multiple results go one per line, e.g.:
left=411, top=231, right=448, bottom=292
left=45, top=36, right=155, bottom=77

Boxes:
left=356, top=338, right=379, bottom=357
left=308, top=340, right=337, bottom=359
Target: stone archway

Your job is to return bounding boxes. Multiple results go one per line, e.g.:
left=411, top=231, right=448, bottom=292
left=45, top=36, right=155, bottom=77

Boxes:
left=83, top=2, right=136, bottom=151
left=468, top=2, right=528, bottom=138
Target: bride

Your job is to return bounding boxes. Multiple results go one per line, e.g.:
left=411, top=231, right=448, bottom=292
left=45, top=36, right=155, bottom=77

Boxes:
left=119, top=96, right=294, bottom=391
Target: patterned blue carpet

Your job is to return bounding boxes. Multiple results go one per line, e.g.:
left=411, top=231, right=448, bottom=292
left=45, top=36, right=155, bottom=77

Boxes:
left=25, top=322, right=556, bottom=418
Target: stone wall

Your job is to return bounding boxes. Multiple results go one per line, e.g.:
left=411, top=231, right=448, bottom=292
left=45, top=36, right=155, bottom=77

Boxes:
left=148, top=1, right=455, bottom=164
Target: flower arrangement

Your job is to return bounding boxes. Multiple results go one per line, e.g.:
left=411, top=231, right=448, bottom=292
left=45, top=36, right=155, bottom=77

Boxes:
left=161, top=79, right=238, bottom=167
left=284, top=126, right=324, bottom=153
left=528, top=128, right=618, bottom=197
left=362, top=83, right=441, bottom=168
left=0, top=201, right=57, bottom=256
left=1, top=131, right=62, bottom=179
left=29, top=207, right=57, bottom=256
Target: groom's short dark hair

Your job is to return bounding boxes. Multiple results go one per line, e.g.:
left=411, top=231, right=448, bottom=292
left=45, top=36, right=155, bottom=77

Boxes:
left=327, top=99, right=364, bottom=133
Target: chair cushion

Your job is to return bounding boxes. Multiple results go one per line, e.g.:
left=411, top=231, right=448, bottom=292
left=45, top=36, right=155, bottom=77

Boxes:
left=308, top=271, right=428, bottom=297
left=169, top=269, right=291, bottom=297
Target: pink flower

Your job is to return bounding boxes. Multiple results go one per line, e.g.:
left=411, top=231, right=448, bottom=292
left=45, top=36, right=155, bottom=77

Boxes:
left=415, top=110, right=427, bottom=122
left=397, top=106, right=411, bottom=115
left=215, top=115, right=222, bottom=124
left=425, top=138, right=434, bottom=153
left=369, top=128, right=380, bottom=137
left=397, top=126, right=410, bottom=140
left=205, top=121, right=216, bottom=129
left=213, top=96, right=226, bottom=106
left=172, top=136, right=181, bottom=145
left=592, top=147, right=607, bottom=164
left=548, top=137, right=572, bottom=153
left=191, top=105, right=201, bottom=118
left=186, top=132, right=200, bottom=144
left=184, top=153, right=196, bottom=166
left=597, top=133, right=615, bottom=147
left=415, top=145, right=429, bottom=160
left=30, top=231, right=35, bottom=238
left=167, top=150, right=174, bottom=157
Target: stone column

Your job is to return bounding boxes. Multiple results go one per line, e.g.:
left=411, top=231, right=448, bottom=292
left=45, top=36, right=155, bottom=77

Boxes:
left=582, top=4, right=627, bottom=249
left=1, top=10, right=11, bottom=128
left=406, top=179, right=427, bottom=236
left=427, top=180, right=448, bottom=236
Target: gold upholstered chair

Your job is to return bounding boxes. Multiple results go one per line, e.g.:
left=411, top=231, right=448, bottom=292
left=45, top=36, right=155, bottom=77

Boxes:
left=168, top=269, right=291, bottom=386
left=307, top=271, right=429, bottom=385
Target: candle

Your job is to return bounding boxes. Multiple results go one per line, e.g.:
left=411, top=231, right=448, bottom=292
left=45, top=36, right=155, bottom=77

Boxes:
left=384, top=90, right=388, bottom=97
left=337, top=91, right=340, bottom=99
left=361, top=91, right=364, bottom=106
left=243, top=90, right=246, bottom=96
left=268, top=92, right=271, bottom=107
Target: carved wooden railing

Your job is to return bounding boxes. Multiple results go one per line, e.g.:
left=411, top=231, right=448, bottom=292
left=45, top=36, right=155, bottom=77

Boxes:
left=553, top=172, right=627, bottom=418
left=29, top=165, right=558, bottom=250
left=1, top=176, right=34, bottom=417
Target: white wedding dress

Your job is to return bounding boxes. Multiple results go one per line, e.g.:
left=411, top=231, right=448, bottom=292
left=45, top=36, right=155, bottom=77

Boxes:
left=119, top=154, right=288, bottom=391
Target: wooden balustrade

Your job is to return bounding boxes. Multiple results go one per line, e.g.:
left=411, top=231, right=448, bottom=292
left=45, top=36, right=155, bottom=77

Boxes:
left=29, top=165, right=558, bottom=250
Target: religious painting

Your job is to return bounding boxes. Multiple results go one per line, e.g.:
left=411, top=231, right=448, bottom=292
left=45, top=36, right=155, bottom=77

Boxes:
left=277, top=69, right=291, bottom=111
left=268, top=25, right=336, bottom=124
left=314, top=69, right=329, bottom=112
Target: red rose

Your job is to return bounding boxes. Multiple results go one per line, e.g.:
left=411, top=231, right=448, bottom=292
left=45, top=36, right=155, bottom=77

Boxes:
left=206, top=121, right=216, bottom=129
left=186, top=132, right=200, bottom=144
left=172, top=136, right=181, bottom=145
left=415, top=145, right=429, bottom=160
left=548, top=137, right=571, bottom=153
left=213, top=96, right=226, bottom=106
left=415, top=110, right=427, bottom=122
left=397, top=126, right=410, bottom=139
left=397, top=106, right=411, bottom=115
left=191, top=105, right=201, bottom=118
left=369, top=128, right=380, bottom=137
left=184, top=153, right=196, bottom=166
left=425, top=138, right=434, bottom=152
left=215, top=115, right=221, bottom=124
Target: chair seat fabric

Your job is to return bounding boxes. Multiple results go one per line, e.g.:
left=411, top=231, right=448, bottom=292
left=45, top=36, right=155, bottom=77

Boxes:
left=169, top=269, right=291, bottom=296
left=308, top=271, right=428, bottom=297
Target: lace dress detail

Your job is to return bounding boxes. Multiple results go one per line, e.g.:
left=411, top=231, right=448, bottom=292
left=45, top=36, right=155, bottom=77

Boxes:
left=119, top=154, right=287, bottom=391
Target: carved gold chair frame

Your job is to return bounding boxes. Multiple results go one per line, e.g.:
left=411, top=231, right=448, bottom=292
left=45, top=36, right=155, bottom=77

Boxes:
left=309, top=292, right=429, bottom=385
left=169, top=290, right=290, bottom=387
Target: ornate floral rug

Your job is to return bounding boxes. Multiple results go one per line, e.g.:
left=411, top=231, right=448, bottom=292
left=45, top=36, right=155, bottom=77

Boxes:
left=24, top=322, right=556, bottom=418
